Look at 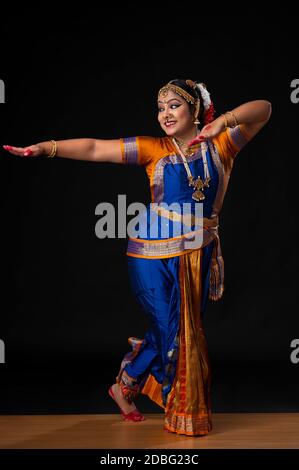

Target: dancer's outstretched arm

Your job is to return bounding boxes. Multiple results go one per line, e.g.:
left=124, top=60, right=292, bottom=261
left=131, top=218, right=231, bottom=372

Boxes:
left=3, top=138, right=123, bottom=163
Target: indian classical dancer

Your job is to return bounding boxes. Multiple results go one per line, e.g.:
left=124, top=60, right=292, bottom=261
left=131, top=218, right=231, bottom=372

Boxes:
left=3, top=78, right=271, bottom=436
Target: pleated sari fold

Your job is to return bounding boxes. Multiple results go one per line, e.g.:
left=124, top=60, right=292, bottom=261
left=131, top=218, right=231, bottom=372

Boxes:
left=163, top=249, right=212, bottom=436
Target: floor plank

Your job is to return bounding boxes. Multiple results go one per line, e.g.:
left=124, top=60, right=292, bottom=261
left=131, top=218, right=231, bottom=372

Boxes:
left=0, top=413, right=299, bottom=449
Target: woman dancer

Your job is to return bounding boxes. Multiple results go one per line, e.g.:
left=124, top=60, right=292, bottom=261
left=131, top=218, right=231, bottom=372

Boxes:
left=3, top=79, right=271, bottom=436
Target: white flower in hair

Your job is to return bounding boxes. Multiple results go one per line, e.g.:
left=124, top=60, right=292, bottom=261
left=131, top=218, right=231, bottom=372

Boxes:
left=195, top=82, right=211, bottom=110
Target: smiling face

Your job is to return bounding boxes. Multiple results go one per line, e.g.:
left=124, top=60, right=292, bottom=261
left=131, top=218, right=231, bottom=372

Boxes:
left=157, top=89, right=196, bottom=140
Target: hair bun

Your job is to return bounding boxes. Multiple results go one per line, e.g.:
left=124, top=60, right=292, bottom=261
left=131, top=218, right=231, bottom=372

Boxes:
left=185, top=79, right=196, bottom=89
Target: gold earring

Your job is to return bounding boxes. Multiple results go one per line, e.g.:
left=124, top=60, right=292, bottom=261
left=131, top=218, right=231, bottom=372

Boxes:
left=193, top=99, right=200, bottom=125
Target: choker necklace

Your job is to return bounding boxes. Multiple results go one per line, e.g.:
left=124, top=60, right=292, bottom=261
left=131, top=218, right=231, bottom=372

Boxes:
left=173, top=137, right=195, bottom=158
left=172, top=138, right=211, bottom=201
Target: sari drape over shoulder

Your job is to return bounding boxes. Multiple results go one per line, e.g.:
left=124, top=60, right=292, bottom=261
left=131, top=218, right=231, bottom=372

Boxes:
left=115, top=126, right=248, bottom=436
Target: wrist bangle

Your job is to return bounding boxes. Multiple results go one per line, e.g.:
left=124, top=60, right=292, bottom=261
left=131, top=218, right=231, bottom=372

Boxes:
left=221, top=113, right=228, bottom=130
left=226, top=111, right=238, bottom=128
left=47, top=140, right=57, bottom=158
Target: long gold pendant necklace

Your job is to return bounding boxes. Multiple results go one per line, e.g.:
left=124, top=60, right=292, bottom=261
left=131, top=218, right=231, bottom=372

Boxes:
left=172, top=138, right=211, bottom=201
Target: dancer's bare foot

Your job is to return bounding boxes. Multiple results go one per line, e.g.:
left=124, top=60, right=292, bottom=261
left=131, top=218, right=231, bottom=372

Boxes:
left=111, top=383, right=137, bottom=415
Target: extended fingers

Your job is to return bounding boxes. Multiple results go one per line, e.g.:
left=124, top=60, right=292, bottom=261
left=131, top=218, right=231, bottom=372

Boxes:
left=3, top=145, right=23, bottom=155
left=188, top=135, right=206, bottom=146
left=3, top=145, right=33, bottom=157
left=3, top=145, right=22, bottom=156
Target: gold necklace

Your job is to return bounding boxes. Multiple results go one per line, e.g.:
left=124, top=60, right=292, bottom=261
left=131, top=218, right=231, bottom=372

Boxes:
left=173, top=137, right=195, bottom=158
left=172, top=138, right=211, bottom=201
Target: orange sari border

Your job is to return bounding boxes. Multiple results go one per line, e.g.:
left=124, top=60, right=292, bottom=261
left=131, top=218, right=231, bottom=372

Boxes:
left=164, top=249, right=213, bottom=436
left=141, top=374, right=165, bottom=410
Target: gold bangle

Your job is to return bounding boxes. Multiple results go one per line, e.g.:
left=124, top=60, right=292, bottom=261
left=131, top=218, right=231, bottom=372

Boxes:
left=226, top=111, right=239, bottom=128
left=47, top=140, right=57, bottom=158
left=221, top=113, right=228, bottom=130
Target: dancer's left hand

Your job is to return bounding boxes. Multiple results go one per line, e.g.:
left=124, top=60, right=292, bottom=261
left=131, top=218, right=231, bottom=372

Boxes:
left=188, top=117, right=226, bottom=146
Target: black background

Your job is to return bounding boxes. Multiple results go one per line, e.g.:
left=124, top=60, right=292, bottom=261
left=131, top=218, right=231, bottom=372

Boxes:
left=0, top=9, right=298, bottom=416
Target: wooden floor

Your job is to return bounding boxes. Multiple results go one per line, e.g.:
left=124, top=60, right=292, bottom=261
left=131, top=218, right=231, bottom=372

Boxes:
left=0, top=413, right=299, bottom=449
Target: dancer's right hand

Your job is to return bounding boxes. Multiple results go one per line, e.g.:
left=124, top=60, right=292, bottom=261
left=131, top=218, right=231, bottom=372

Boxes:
left=2, top=144, right=44, bottom=158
